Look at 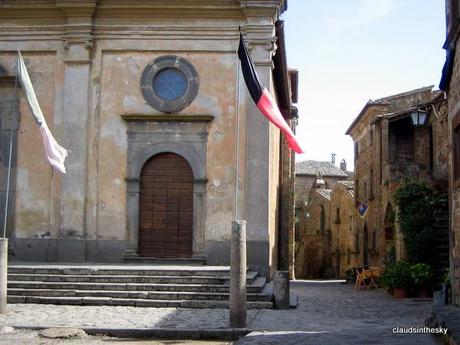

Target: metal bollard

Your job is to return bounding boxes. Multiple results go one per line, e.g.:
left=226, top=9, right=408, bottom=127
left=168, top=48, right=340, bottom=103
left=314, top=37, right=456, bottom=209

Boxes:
left=229, top=220, right=247, bottom=328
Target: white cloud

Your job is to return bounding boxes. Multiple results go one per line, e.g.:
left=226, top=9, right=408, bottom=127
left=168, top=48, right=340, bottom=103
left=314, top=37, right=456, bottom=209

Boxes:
left=327, top=0, right=396, bottom=31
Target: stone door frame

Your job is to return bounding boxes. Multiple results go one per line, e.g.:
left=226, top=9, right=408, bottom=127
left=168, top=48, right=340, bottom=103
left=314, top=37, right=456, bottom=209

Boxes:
left=122, top=117, right=211, bottom=259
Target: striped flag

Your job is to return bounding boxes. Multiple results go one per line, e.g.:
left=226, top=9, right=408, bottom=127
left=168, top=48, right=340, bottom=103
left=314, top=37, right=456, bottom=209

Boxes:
left=17, top=51, right=69, bottom=174
left=238, top=34, right=304, bottom=154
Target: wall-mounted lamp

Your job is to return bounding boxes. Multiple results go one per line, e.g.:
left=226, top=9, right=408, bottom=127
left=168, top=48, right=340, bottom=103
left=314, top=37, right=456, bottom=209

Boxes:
left=410, top=109, right=428, bottom=126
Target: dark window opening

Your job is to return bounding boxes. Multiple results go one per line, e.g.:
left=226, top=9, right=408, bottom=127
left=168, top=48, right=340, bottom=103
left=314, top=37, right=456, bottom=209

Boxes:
left=370, top=169, right=374, bottom=199
left=355, top=233, right=360, bottom=253
left=295, top=207, right=301, bottom=240
left=335, top=207, right=341, bottom=224
left=454, top=124, right=460, bottom=181
left=389, top=117, right=414, bottom=162
left=385, top=227, right=394, bottom=240
left=320, top=205, right=325, bottom=234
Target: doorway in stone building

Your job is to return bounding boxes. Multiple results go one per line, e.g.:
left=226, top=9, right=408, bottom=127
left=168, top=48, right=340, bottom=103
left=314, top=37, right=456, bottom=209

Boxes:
left=363, top=224, right=369, bottom=266
left=138, top=152, right=193, bottom=258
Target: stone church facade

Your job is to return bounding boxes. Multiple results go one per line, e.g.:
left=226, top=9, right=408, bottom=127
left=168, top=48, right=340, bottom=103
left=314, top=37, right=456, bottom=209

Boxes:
left=0, top=0, right=296, bottom=276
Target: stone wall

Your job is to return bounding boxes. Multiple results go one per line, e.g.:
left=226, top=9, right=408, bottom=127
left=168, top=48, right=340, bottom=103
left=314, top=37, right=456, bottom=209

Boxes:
left=447, top=33, right=460, bottom=305
left=329, top=183, right=358, bottom=278
left=295, top=188, right=330, bottom=278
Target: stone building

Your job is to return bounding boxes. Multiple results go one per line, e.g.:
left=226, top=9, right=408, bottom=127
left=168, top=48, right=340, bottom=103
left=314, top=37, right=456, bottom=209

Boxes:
left=295, top=159, right=349, bottom=205
left=295, top=179, right=331, bottom=278
left=346, top=86, right=449, bottom=270
left=0, top=0, right=298, bottom=276
left=329, top=180, right=358, bottom=278
left=293, top=160, right=351, bottom=278
left=440, top=0, right=460, bottom=305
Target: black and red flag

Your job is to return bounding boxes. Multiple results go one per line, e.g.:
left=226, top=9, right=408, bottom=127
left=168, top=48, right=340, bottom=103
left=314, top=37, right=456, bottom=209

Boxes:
left=238, top=34, right=304, bottom=154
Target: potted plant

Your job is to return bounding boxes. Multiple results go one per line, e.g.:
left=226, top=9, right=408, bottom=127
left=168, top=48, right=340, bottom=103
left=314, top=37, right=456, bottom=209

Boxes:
left=382, top=261, right=413, bottom=298
left=410, top=263, right=433, bottom=298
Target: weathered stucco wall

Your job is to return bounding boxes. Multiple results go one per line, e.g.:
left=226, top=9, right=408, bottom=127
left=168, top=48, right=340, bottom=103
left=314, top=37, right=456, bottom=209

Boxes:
left=97, top=50, right=239, bottom=242
left=0, top=53, right=61, bottom=239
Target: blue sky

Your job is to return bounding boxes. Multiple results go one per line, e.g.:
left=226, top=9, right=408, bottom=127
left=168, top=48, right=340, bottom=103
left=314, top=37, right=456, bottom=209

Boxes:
left=281, top=0, right=446, bottom=169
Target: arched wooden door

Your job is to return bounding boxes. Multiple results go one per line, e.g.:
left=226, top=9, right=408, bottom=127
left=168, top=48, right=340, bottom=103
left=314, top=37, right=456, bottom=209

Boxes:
left=139, top=152, right=193, bottom=257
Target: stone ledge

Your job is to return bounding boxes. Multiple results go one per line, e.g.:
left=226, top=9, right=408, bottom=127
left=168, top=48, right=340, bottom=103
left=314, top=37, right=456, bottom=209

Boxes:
left=121, top=114, right=214, bottom=122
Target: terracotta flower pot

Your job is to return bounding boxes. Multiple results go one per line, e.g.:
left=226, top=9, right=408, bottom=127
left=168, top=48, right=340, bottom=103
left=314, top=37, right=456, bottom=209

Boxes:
left=417, top=284, right=432, bottom=298
left=393, top=287, right=407, bottom=298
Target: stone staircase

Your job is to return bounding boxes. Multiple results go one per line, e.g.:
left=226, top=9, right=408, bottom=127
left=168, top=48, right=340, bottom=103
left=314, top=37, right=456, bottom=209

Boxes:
left=7, top=264, right=273, bottom=309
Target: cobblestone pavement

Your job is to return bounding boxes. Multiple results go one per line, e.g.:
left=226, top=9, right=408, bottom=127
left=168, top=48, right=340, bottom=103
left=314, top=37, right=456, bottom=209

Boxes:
left=239, top=280, right=443, bottom=345
left=0, top=329, right=231, bottom=345
left=0, top=281, right=444, bottom=344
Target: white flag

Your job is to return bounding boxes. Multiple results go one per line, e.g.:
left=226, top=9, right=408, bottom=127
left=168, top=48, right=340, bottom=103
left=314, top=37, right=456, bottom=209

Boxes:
left=17, top=51, right=69, bottom=174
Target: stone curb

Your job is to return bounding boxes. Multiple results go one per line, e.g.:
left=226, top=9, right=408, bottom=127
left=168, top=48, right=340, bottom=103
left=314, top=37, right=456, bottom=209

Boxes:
left=13, top=325, right=252, bottom=341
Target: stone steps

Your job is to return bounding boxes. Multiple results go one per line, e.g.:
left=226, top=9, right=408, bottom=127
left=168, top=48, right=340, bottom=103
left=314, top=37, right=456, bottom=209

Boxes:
left=8, top=273, right=258, bottom=285
left=7, top=295, right=272, bottom=309
left=8, top=288, right=272, bottom=301
left=8, top=265, right=235, bottom=277
left=7, top=264, right=272, bottom=309
left=123, top=256, right=207, bottom=265
left=8, top=277, right=266, bottom=293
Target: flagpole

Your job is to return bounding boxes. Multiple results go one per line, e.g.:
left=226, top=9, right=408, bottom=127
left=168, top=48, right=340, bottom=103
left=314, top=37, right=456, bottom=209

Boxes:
left=2, top=54, right=19, bottom=239
left=234, top=31, right=241, bottom=220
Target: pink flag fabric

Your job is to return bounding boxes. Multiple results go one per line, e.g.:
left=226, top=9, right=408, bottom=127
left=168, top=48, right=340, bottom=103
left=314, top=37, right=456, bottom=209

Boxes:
left=17, top=51, right=68, bottom=173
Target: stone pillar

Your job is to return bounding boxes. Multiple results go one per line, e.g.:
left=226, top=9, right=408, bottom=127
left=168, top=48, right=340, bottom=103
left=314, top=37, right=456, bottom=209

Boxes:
left=273, top=270, right=290, bottom=309
left=0, top=238, right=7, bottom=313
left=230, top=220, right=247, bottom=328
left=56, top=1, right=96, bottom=260
left=125, top=178, right=140, bottom=256
left=240, top=3, right=280, bottom=275
left=192, top=179, right=207, bottom=257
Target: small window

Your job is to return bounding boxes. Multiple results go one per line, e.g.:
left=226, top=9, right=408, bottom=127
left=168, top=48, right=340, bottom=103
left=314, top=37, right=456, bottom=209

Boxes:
left=372, top=231, right=376, bottom=250
left=354, top=141, right=359, bottom=159
left=320, top=205, right=325, bottom=234
left=370, top=169, right=374, bottom=199
left=369, top=127, right=374, bottom=146
left=355, top=233, right=360, bottom=253
left=385, top=227, right=394, bottom=240
left=295, top=208, right=301, bottom=240
left=335, top=207, right=341, bottom=224
left=363, top=182, right=368, bottom=199
left=454, top=124, right=460, bottom=181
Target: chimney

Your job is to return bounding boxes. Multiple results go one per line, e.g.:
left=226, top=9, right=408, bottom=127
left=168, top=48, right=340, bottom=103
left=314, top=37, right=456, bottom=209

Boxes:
left=331, top=153, right=336, bottom=165
left=340, top=159, right=347, bottom=172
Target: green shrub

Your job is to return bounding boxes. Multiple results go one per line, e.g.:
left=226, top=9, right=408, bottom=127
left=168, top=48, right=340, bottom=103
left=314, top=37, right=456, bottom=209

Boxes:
left=410, top=263, right=433, bottom=287
left=382, top=261, right=413, bottom=288
left=393, top=180, right=448, bottom=264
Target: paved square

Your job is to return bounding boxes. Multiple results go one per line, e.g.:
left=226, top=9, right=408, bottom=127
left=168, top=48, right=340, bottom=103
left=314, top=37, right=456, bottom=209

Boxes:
left=0, top=280, right=443, bottom=344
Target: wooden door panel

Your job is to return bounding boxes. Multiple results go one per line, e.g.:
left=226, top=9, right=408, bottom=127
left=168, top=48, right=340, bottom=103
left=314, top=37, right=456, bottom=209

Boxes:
left=139, top=152, right=193, bottom=257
